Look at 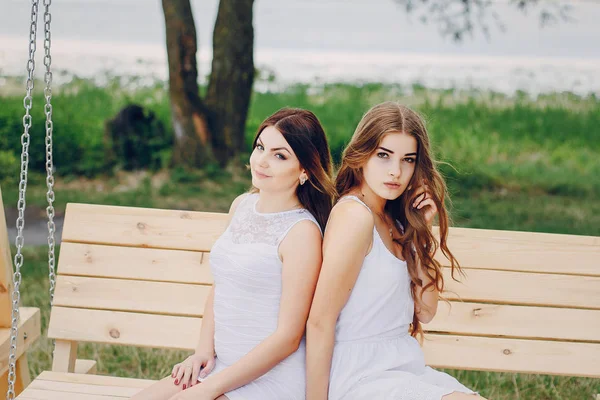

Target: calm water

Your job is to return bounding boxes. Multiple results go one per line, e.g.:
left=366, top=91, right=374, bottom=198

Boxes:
left=1, top=0, right=599, bottom=95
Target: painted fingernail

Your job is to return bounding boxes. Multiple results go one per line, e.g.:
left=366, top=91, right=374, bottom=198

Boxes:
left=183, top=384, right=187, bottom=389
left=174, top=380, right=179, bottom=385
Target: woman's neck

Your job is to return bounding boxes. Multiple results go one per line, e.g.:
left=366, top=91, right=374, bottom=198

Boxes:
left=352, top=183, right=387, bottom=215
left=255, top=190, right=301, bottom=213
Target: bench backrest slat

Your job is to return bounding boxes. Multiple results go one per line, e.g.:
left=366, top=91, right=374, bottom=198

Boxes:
left=61, top=203, right=229, bottom=252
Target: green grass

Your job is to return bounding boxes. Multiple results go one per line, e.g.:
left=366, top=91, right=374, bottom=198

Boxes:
left=451, top=190, right=600, bottom=235
left=2, top=78, right=600, bottom=199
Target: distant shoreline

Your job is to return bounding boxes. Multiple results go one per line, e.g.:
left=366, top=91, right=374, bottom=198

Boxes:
left=2, top=35, right=600, bottom=96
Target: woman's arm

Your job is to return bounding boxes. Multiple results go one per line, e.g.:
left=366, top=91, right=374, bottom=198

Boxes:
left=411, top=185, right=440, bottom=325
left=197, top=193, right=249, bottom=354
left=195, top=285, right=216, bottom=360
left=196, top=193, right=249, bottom=356
left=413, top=258, right=439, bottom=324
left=306, top=202, right=374, bottom=400
left=176, top=193, right=251, bottom=388
left=199, top=219, right=323, bottom=398
left=412, top=184, right=439, bottom=324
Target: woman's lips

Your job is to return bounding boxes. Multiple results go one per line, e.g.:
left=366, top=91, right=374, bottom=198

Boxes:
left=254, top=170, right=270, bottom=179
left=384, top=182, right=401, bottom=190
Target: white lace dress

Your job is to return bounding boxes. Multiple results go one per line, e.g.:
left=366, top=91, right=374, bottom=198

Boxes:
left=328, top=196, right=477, bottom=400
left=198, top=193, right=321, bottom=400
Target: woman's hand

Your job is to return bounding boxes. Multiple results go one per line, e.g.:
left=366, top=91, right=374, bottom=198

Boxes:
left=412, top=184, right=437, bottom=227
left=171, top=351, right=216, bottom=389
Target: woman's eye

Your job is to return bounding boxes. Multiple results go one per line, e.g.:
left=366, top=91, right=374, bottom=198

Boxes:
left=377, top=152, right=389, bottom=159
left=404, top=158, right=416, bottom=164
left=275, top=153, right=286, bottom=160
left=256, top=144, right=264, bottom=150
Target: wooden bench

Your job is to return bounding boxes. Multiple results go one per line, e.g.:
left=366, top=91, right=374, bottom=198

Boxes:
left=16, top=202, right=600, bottom=399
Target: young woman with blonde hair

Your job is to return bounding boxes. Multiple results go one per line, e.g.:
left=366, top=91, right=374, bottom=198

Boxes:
left=306, top=102, right=485, bottom=400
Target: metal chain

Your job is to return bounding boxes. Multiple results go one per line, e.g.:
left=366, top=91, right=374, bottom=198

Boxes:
left=7, top=1, right=40, bottom=398
left=42, top=0, right=57, bottom=306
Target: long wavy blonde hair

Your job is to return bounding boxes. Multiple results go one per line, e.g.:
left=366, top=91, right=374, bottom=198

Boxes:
left=336, top=101, right=462, bottom=337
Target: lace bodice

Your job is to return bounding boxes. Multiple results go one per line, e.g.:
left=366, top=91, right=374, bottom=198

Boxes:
left=227, top=193, right=321, bottom=247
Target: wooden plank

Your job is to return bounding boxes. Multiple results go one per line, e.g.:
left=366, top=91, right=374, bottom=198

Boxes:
left=437, top=226, right=600, bottom=247
left=59, top=202, right=600, bottom=275
left=55, top=275, right=596, bottom=343
left=17, top=388, right=130, bottom=399
left=433, top=226, right=600, bottom=276
left=443, top=268, right=600, bottom=309
left=423, top=334, right=600, bottom=378
left=51, top=340, right=77, bottom=373
left=53, top=276, right=212, bottom=317
left=17, top=356, right=31, bottom=388
left=16, top=371, right=156, bottom=400
left=32, top=371, right=154, bottom=388
left=61, top=203, right=229, bottom=252
left=425, top=301, right=600, bottom=342
left=57, top=243, right=213, bottom=284
left=47, top=307, right=200, bottom=350
left=0, top=185, right=14, bottom=327
left=0, top=307, right=41, bottom=376
left=59, top=203, right=600, bottom=276
left=27, top=379, right=143, bottom=397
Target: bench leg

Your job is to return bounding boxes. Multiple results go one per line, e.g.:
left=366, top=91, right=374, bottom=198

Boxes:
left=52, top=340, right=78, bottom=372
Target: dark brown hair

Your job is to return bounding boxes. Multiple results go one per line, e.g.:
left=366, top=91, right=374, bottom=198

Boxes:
left=336, top=101, right=461, bottom=337
left=253, top=108, right=335, bottom=231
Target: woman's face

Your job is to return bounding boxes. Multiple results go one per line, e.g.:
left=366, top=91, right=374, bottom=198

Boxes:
left=361, top=131, right=417, bottom=201
left=249, top=126, right=306, bottom=193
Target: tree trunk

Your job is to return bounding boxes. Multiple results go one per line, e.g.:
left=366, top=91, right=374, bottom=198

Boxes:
left=205, top=0, right=255, bottom=165
left=162, top=0, right=214, bottom=167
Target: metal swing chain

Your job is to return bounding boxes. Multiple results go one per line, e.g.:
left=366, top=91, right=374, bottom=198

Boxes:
left=7, top=1, right=40, bottom=398
left=42, top=0, right=57, bottom=306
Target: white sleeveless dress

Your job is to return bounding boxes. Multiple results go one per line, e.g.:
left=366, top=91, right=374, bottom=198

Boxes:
left=199, top=193, right=321, bottom=400
left=329, top=196, right=476, bottom=400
